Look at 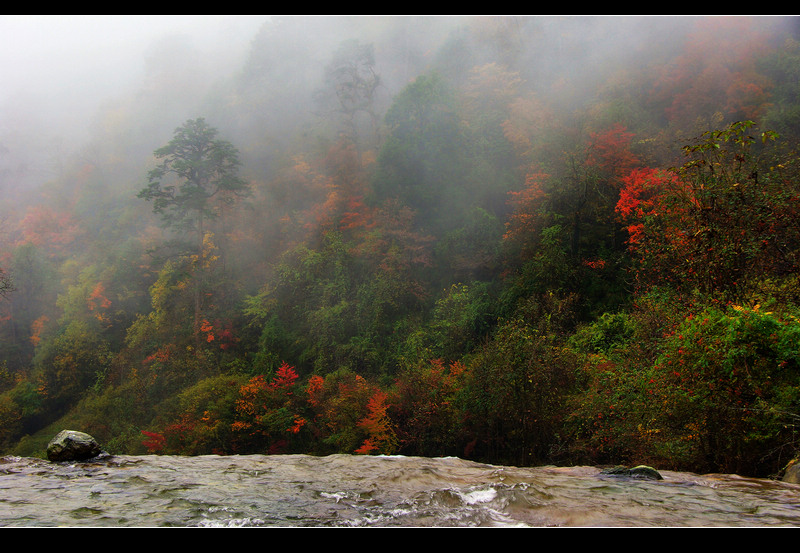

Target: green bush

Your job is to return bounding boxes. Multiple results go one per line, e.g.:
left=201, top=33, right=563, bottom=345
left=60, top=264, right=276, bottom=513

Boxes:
left=645, top=303, right=800, bottom=474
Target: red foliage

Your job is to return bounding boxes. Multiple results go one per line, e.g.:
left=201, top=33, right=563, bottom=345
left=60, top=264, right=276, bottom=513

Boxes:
left=582, top=258, right=606, bottom=270
left=307, top=375, right=325, bottom=407
left=615, top=128, right=800, bottom=301
left=199, top=319, right=237, bottom=350
left=649, top=18, right=774, bottom=125
left=141, top=430, right=166, bottom=453
left=231, top=362, right=305, bottom=453
left=17, top=205, right=84, bottom=256
left=338, top=195, right=377, bottom=232
left=504, top=170, right=548, bottom=247
left=615, top=167, right=695, bottom=289
left=586, top=124, right=640, bottom=184
left=617, top=166, right=680, bottom=211
left=354, top=389, right=396, bottom=455
left=271, top=361, right=299, bottom=391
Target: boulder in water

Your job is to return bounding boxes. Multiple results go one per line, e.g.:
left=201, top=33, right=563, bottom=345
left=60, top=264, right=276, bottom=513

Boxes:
left=600, top=465, right=663, bottom=480
left=782, top=459, right=800, bottom=484
left=46, top=430, right=103, bottom=462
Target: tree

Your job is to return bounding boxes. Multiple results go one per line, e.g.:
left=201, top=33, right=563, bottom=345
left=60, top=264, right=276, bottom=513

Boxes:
left=0, top=268, right=12, bottom=299
left=138, top=118, right=250, bottom=344
left=372, top=72, right=471, bottom=235
left=139, top=118, right=249, bottom=245
left=617, top=121, right=798, bottom=304
left=316, top=40, right=382, bottom=151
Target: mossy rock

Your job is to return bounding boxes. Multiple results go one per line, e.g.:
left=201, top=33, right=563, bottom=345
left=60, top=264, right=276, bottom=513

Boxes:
left=600, top=465, right=663, bottom=480
left=46, top=430, right=103, bottom=462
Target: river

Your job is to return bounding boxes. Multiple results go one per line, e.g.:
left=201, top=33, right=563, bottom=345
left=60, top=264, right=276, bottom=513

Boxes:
left=1, top=453, right=798, bottom=527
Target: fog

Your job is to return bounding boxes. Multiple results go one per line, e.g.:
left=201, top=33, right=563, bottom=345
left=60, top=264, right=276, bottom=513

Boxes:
left=0, top=16, right=267, bottom=184
left=0, top=16, right=265, bottom=125
left=0, top=16, right=794, bottom=203
left=0, top=16, right=464, bottom=192
left=1, top=15, right=794, bottom=237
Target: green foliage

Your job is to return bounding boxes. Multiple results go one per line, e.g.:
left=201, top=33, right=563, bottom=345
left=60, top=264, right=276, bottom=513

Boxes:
left=0, top=243, right=59, bottom=368
left=0, top=267, right=12, bottom=299
left=138, top=118, right=250, bottom=348
left=402, top=281, right=497, bottom=363
left=372, top=72, right=475, bottom=235
left=244, top=236, right=362, bottom=375
left=460, top=293, right=580, bottom=466
left=501, top=223, right=574, bottom=307
left=315, top=39, right=381, bottom=145
left=758, top=38, right=800, bottom=144
left=565, top=353, right=657, bottom=466
left=125, top=260, right=193, bottom=353
left=149, top=373, right=249, bottom=455
left=645, top=303, right=800, bottom=473
left=434, top=207, right=504, bottom=283
left=389, top=358, right=469, bottom=457
left=569, top=312, right=637, bottom=356
left=138, top=118, right=250, bottom=237
left=32, top=320, right=113, bottom=415
left=567, top=296, right=800, bottom=475
left=20, top=381, right=151, bottom=456
left=0, top=381, right=40, bottom=451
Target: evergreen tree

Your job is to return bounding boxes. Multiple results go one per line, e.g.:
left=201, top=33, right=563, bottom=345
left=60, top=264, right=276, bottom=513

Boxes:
left=138, top=118, right=250, bottom=344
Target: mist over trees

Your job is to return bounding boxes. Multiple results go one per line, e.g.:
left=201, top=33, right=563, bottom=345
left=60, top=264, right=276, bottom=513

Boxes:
left=1, top=16, right=800, bottom=477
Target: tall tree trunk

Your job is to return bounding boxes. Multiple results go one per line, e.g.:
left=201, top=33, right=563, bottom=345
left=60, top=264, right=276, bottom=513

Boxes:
left=194, top=215, right=204, bottom=351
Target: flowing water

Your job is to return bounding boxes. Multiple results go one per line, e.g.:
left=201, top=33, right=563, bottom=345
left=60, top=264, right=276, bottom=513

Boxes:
left=1, top=453, right=799, bottom=527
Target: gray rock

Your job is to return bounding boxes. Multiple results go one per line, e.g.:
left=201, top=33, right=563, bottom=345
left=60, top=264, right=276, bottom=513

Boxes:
left=600, top=465, right=663, bottom=480
left=46, top=430, right=103, bottom=462
left=783, top=459, right=800, bottom=484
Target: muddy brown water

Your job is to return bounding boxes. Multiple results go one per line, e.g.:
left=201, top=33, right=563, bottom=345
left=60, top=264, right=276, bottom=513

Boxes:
left=1, top=453, right=798, bottom=527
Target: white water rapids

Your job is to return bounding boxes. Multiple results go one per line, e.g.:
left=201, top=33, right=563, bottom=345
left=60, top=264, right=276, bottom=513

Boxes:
left=1, top=453, right=799, bottom=527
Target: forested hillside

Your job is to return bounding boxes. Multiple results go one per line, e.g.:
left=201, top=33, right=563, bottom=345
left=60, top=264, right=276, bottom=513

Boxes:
left=2, top=16, right=800, bottom=478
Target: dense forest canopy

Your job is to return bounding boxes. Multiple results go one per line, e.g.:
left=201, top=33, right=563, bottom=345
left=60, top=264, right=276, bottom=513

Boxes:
left=1, top=15, right=800, bottom=477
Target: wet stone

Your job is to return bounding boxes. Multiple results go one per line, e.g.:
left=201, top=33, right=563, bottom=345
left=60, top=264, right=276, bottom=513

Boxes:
left=46, top=430, right=104, bottom=462
left=600, top=465, right=663, bottom=480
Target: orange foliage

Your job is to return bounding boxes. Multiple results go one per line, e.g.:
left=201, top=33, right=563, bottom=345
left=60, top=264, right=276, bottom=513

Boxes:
left=295, top=136, right=372, bottom=238
left=232, top=362, right=304, bottom=452
left=354, top=389, right=397, bottom=455
left=17, top=205, right=83, bottom=256
left=87, top=283, right=112, bottom=311
left=307, top=375, right=325, bottom=407
left=235, top=374, right=270, bottom=418
left=288, top=415, right=306, bottom=434
left=29, top=315, right=49, bottom=347
left=586, top=124, right=640, bottom=185
left=649, top=18, right=775, bottom=125
left=87, top=282, right=112, bottom=325
left=142, top=345, right=175, bottom=367
left=503, top=170, right=548, bottom=246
